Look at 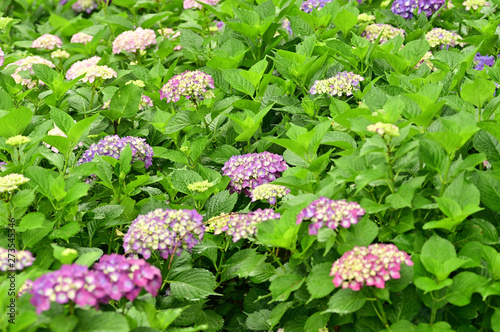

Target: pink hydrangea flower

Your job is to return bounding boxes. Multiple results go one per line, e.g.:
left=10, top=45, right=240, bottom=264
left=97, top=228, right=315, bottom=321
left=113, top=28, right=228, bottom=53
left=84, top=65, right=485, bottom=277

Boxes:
left=6, top=56, right=55, bottom=89
left=32, top=34, right=63, bottom=50
left=159, top=70, right=215, bottom=103
left=112, top=27, right=157, bottom=54
left=71, top=32, right=93, bottom=45
left=66, top=56, right=101, bottom=80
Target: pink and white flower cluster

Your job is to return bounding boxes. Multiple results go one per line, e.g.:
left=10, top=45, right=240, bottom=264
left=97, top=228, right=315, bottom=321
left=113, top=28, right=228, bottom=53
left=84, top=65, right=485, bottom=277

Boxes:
left=112, top=27, right=157, bottom=54
left=65, top=56, right=117, bottom=83
left=330, top=244, right=414, bottom=291
left=7, top=56, right=55, bottom=89
left=71, top=32, right=93, bottom=44
left=183, top=0, right=220, bottom=9
left=31, top=34, right=63, bottom=50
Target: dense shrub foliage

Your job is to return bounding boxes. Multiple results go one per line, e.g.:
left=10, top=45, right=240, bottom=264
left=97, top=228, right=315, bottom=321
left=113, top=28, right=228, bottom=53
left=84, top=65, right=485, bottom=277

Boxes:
left=1, top=0, right=500, bottom=331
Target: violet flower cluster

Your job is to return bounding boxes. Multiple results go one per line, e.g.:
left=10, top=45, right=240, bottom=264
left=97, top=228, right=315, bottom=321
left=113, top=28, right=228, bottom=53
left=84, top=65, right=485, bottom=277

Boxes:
left=159, top=70, right=215, bottom=103
left=474, top=53, right=495, bottom=70
left=29, top=254, right=162, bottom=314
left=123, top=209, right=205, bottom=259
left=31, top=34, right=63, bottom=50
left=300, top=0, right=334, bottom=13
left=72, top=0, right=98, bottom=13
left=222, top=152, right=288, bottom=196
left=209, top=209, right=281, bottom=242
left=310, top=71, right=364, bottom=97
left=418, top=0, right=446, bottom=16
left=296, top=197, right=365, bottom=235
left=77, top=135, right=154, bottom=168
left=425, top=28, right=465, bottom=49
left=391, top=0, right=445, bottom=18
left=0, top=248, right=35, bottom=272
left=330, top=244, right=414, bottom=291
left=251, top=184, right=290, bottom=205
left=71, top=32, right=93, bottom=44
left=362, top=24, right=405, bottom=44
left=112, top=27, right=157, bottom=54
left=7, top=56, right=55, bottom=89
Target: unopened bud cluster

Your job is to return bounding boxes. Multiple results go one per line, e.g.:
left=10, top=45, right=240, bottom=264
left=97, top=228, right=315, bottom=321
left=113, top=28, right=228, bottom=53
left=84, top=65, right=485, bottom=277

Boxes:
left=251, top=184, right=290, bottom=205
left=362, top=24, right=405, bottom=44
left=367, top=122, right=400, bottom=137
left=0, top=173, right=30, bottom=193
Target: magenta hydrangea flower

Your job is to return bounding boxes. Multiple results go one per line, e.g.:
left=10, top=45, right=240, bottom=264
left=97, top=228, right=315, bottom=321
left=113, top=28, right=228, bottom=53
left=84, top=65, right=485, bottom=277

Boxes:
left=29, top=264, right=106, bottom=314
left=31, top=34, right=63, bottom=50
left=330, top=244, right=414, bottom=291
left=139, top=95, right=154, bottom=110
left=296, top=197, right=365, bottom=235
left=123, top=209, right=205, bottom=259
left=222, top=152, right=288, bottom=196
left=0, top=47, right=4, bottom=67
left=72, top=0, right=98, bottom=13
left=0, top=248, right=35, bottom=271
left=77, top=135, right=154, bottom=168
left=310, top=71, right=364, bottom=97
left=208, top=209, right=281, bottom=242
left=159, top=70, right=215, bottom=103
left=6, top=56, right=55, bottom=89
left=91, top=254, right=162, bottom=301
left=71, top=32, right=93, bottom=44
left=112, top=27, right=157, bottom=54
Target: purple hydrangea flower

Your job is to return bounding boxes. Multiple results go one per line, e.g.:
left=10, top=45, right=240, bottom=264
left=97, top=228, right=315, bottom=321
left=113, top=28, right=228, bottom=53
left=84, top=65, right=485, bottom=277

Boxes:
left=0, top=47, right=4, bottom=67
left=72, top=0, right=99, bottom=13
left=362, top=24, right=406, bottom=44
left=425, top=28, right=465, bottom=49
left=91, top=254, right=162, bottom=301
left=159, top=70, right=215, bottom=103
left=330, top=244, right=414, bottom=291
left=77, top=135, right=153, bottom=168
left=222, top=152, right=288, bottom=196
left=123, top=209, right=205, bottom=259
left=209, top=209, right=281, bottom=242
left=310, top=71, right=364, bottom=97
left=300, top=0, right=333, bottom=12
left=0, top=248, right=35, bottom=271
left=474, top=53, right=495, bottom=70
left=251, top=184, right=290, bottom=205
left=418, top=0, right=446, bottom=16
left=282, top=19, right=293, bottom=35
left=391, top=0, right=418, bottom=19
left=30, top=264, right=107, bottom=314
left=296, top=197, right=365, bottom=235
left=18, top=279, right=33, bottom=297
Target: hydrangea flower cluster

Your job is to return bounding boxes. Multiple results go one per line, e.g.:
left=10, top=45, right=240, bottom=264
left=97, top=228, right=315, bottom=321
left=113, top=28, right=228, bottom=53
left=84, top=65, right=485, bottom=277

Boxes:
left=330, top=244, right=414, bottom=291
left=310, top=71, right=364, bottom=97
left=222, top=152, right=288, bottom=196
left=415, top=51, right=436, bottom=71
left=0, top=173, right=30, bottom=193
left=18, top=279, right=33, bottom=297
left=91, top=254, right=162, bottom=301
left=123, top=209, right=205, bottom=259
left=71, top=32, right=93, bottom=44
left=0, top=248, right=35, bottom=271
left=473, top=53, right=495, bottom=70
left=0, top=47, right=4, bottom=67
left=159, top=70, right=215, bottom=103
left=187, top=180, right=214, bottom=193
left=77, top=135, right=154, bottom=168
left=29, top=265, right=105, bottom=314
left=6, top=135, right=30, bottom=147
left=425, top=28, right=465, bottom=49
left=418, top=0, right=446, bottom=16
left=7, top=56, right=55, bottom=88
left=251, top=184, right=290, bottom=205
left=282, top=19, right=293, bottom=35
left=357, top=13, right=376, bottom=23
left=65, top=56, right=101, bottom=80
left=367, top=122, right=400, bottom=137
left=296, top=197, right=366, bottom=235
left=139, top=95, right=154, bottom=110
left=72, top=0, right=98, bottom=13
left=112, top=27, right=157, bottom=54
left=51, top=50, right=70, bottom=59
left=81, top=65, right=117, bottom=83
left=462, top=0, right=489, bottom=10
left=183, top=0, right=220, bottom=10
left=31, top=34, right=63, bottom=50
left=362, top=24, right=405, bottom=44
left=391, top=0, right=418, bottom=19
left=209, top=209, right=281, bottom=242
left=300, top=0, right=334, bottom=13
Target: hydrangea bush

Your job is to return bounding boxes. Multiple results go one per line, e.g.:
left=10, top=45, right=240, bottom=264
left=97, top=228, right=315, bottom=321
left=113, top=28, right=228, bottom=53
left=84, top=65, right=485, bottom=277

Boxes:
left=0, top=0, right=499, bottom=330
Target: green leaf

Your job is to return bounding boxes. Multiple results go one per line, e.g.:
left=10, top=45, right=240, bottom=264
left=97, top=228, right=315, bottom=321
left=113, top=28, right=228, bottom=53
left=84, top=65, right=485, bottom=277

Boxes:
left=205, top=190, right=238, bottom=219
left=414, top=277, right=453, bottom=293
left=304, top=312, right=330, bottom=332
left=51, top=243, right=79, bottom=264
left=0, top=107, right=32, bottom=138
left=269, top=274, right=305, bottom=302
left=386, top=287, right=421, bottom=323
left=420, top=235, right=468, bottom=280
left=22, top=221, right=55, bottom=248
left=77, top=311, right=130, bottom=332
left=333, top=9, right=358, bottom=36
left=102, top=84, right=141, bottom=121
left=471, top=171, right=500, bottom=213
left=337, top=218, right=378, bottom=254
left=245, top=310, right=271, bottom=331
left=461, top=77, right=496, bottom=108
left=49, top=221, right=80, bottom=242
left=17, top=212, right=45, bottom=232
left=419, top=138, right=446, bottom=172
left=11, top=189, right=35, bottom=208
left=169, top=269, right=219, bottom=300
left=222, top=69, right=255, bottom=96
left=381, top=320, right=416, bottom=332
left=67, top=114, right=99, bottom=144
left=74, top=248, right=104, bottom=267
left=446, top=272, right=488, bottom=306
left=269, top=302, right=293, bottom=328
left=50, top=107, right=74, bottom=134
left=492, top=309, right=500, bottom=332
left=170, top=169, right=203, bottom=194
left=257, top=206, right=300, bottom=250
left=327, top=288, right=367, bottom=314
left=306, top=262, right=336, bottom=301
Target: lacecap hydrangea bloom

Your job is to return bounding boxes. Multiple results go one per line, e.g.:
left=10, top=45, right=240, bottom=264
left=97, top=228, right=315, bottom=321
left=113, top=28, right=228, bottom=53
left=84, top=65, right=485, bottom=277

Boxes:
left=222, top=152, right=288, bottom=196
left=251, top=184, right=290, bottom=205
left=300, top=0, right=334, bottom=13
left=462, top=0, right=489, bottom=10
left=91, top=254, right=162, bottom=301
left=65, top=56, right=101, bottom=80
left=159, top=70, right=215, bottom=103
left=77, top=135, right=153, bottom=168
left=112, top=27, right=157, bottom=54
left=123, top=209, right=205, bottom=259
left=367, top=122, right=400, bottom=137
left=6, top=135, right=30, bottom=147
left=330, top=244, right=414, bottom=291
left=0, top=248, right=35, bottom=272
left=362, top=24, right=405, bottom=44
left=29, top=264, right=106, bottom=314
left=297, top=197, right=365, bottom=235
left=310, top=71, right=364, bottom=97
left=425, top=28, right=465, bottom=49
left=71, top=32, right=93, bottom=44
left=183, top=0, right=220, bottom=9
left=51, top=50, right=70, bottom=59
left=72, top=0, right=98, bottom=13
left=209, top=209, right=281, bottom=242
left=0, top=173, right=30, bottom=193
left=474, top=53, right=495, bottom=70
left=7, top=56, right=55, bottom=89
left=31, top=34, right=63, bottom=50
